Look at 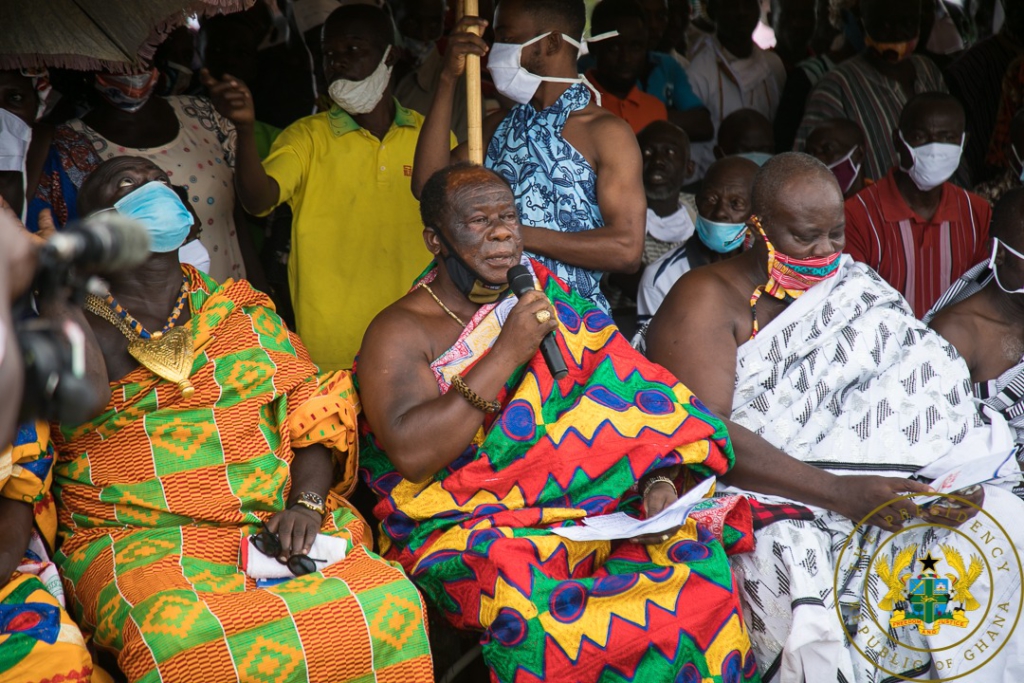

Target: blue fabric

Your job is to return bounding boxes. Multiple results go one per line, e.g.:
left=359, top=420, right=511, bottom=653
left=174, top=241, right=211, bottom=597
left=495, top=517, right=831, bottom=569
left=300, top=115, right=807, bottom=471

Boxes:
left=643, top=52, right=704, bottom=111
left=485, top=83, right=609, bottom=311
left=25, top=146, right=80, bottom=233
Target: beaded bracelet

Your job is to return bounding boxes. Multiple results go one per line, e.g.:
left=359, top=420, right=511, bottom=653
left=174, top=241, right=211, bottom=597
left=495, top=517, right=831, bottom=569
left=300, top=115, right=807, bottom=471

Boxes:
left=451, top=374, right=501, bottom=414
left=641, top=475, right=676, bottom=501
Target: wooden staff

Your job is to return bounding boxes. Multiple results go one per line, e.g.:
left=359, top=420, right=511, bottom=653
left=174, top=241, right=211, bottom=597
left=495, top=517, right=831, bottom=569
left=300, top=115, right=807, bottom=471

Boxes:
left=462, top=0, right=484, bottom=164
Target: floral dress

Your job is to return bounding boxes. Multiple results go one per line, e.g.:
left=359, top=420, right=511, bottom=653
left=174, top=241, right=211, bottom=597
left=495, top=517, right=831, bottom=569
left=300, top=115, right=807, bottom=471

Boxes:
left=68, top=95, right=244, bottom=282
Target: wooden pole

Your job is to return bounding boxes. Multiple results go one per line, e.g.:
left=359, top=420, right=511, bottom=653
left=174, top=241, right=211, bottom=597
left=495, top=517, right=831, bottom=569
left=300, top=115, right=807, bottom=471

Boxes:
left=463, top=0, right=484, bottom=164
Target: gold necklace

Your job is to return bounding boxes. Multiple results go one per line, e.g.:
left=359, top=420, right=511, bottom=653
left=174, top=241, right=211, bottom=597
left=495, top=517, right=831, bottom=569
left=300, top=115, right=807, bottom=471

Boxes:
left=420, top=283, right=466, bottom=327
left=85, top=286, right=196, bottom=398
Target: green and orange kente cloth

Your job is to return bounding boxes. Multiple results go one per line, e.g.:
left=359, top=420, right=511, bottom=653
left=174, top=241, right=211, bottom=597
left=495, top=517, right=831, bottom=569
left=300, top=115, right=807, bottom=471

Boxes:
left=358, top=259, right=760, bottom=683
left=51, top=266, right=432, bottom=683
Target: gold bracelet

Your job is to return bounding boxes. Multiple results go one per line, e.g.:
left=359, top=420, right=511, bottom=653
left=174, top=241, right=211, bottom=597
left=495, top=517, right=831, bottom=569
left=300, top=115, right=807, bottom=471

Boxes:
left=642, top=475, right=676, bottom=501
left=451, top=374, right=501, bottom=414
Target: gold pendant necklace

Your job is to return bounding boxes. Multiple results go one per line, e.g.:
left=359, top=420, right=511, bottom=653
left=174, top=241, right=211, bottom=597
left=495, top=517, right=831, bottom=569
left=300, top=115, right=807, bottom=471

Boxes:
left=85, top=278, right=196, bottom=398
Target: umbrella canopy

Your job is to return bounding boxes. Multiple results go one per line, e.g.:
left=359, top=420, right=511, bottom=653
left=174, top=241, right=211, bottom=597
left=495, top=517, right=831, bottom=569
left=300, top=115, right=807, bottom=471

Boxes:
left=0, top=0, right=254, bottom=73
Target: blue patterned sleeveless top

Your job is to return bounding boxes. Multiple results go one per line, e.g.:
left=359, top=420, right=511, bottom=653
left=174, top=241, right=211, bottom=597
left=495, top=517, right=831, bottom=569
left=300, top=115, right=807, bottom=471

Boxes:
left=485, top=84, right=608, bottom=311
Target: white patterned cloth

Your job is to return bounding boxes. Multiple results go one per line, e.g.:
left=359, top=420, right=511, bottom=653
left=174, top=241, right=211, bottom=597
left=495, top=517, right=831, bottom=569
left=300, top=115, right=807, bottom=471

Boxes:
left=727, top=258, right=1024, bottom=682
left=924, top=261, right=1024, bottom=499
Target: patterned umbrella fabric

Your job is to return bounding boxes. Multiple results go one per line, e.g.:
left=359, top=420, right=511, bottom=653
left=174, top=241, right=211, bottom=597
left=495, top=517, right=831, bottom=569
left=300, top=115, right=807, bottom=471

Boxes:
left=0, top=0, right=253, bottom=73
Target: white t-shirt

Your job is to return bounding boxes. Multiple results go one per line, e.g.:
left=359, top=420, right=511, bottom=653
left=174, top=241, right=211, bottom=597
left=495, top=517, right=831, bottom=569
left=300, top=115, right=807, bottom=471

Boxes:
left=637, top=241, right=701, bottom=324
left=685, top=38, right=786, bottom=180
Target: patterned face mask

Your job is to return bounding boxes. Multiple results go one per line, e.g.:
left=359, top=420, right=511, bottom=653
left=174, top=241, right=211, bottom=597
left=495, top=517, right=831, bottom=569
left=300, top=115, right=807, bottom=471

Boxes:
left=94, top=69, right=160, bottom=113
left=752, top=215, right=841, bottom=301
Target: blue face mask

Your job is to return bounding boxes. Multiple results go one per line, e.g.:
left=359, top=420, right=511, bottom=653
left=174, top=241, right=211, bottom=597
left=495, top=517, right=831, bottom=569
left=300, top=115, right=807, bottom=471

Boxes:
left=695, top=215, right=747, bottom=253
left=113, top=181, right=193, bottom=253
left=735, top=152, right=773, bottom=166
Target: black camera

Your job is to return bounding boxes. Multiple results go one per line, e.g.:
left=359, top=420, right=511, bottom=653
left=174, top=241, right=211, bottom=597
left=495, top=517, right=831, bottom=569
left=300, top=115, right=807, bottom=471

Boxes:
left=16, top=213, right=150, bottom=424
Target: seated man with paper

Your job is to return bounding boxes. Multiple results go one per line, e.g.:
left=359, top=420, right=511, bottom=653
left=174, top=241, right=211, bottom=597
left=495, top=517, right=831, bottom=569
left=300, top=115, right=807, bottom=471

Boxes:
left=356, top=164, right=759, bottom=683
left=645, top=152, right=1024, bottom=682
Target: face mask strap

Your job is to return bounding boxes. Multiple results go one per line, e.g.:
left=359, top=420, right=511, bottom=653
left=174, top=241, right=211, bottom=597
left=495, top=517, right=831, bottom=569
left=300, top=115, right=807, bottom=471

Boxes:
left=990, top=238, right=1024, bottom=295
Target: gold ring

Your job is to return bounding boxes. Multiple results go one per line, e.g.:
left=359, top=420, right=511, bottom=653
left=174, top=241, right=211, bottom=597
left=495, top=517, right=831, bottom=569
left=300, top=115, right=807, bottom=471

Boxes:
left=535, top=310, right=552, bottom=323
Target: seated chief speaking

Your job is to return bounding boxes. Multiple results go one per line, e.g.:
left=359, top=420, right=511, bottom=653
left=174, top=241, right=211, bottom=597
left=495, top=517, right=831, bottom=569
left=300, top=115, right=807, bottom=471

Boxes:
left=356, top=164, right=760, bottom=683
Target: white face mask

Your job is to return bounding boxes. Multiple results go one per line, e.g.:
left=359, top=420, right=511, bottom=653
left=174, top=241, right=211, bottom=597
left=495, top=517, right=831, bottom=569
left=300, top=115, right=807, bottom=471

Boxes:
left=488, top=33, right=582, bottom=105
left=328, top=46, right=393, bottom=115
left=989, top=237, right=1024, bottom=295
left=0, top=108, right=33, bottom=220
left=0, top=108, right=31, bottom=174
left=899, top=130, right=964, bottom=191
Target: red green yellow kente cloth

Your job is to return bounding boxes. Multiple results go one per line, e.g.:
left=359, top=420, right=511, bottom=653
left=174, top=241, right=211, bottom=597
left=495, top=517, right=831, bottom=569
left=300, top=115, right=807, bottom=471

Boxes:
left=358, top=259, right=760, bottom=683
left=51, top=266, right=432, bottom=683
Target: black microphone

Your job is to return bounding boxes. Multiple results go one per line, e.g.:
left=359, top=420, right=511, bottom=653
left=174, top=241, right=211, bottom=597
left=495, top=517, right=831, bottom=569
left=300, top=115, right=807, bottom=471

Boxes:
left=42, top=212, right=152, bottom=273
left=507, top=265, right=568, bottom=380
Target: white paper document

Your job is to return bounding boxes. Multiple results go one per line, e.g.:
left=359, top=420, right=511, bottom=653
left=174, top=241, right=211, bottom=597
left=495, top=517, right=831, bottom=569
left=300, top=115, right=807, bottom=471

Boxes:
left=550, top=476, right=716, bottom=542
left=914, top=447, right=1020, bottom=506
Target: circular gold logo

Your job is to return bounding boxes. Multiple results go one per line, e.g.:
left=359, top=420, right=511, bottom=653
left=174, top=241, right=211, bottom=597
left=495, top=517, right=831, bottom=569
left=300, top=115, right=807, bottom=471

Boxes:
left=833, top=491, right=1023, bottom=681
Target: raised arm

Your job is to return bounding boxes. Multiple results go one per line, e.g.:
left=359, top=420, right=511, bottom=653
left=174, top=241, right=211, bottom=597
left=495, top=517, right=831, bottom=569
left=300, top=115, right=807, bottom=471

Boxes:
left=201, top=69, right=280, bottom=215
left=358, top=291, right=556, bottom=483
left=520, top=116, right=646, bottom=274
left=646, top=270, right=930, bottom=531
left=411, top=17, right=490, bottom=198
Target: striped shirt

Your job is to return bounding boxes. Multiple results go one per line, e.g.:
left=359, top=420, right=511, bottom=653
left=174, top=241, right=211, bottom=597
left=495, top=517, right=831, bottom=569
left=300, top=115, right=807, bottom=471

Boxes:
left=844, top=169, right=991, bottom=318
left=794, top=53, right=947, bottom=181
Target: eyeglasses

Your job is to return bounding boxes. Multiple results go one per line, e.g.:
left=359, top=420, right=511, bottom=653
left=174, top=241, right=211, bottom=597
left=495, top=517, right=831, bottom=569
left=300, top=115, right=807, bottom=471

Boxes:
left=250, top=530, right=322, bottom=577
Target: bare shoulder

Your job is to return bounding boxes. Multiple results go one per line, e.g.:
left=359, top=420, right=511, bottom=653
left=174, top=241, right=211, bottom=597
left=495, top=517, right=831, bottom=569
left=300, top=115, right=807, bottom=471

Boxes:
left=359, top=293, right=433, bottom=368
left=928, top=297, right=985, bottom=357
left=662, top=259, right=752, bottom=323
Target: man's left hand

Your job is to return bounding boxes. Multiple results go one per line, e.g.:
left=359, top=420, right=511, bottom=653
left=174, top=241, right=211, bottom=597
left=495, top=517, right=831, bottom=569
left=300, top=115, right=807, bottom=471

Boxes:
left=920, top=486, right=985, bottom=528
left=632, top=479, right=680, bottom=545
left=264, top=507, right=321, bottom=561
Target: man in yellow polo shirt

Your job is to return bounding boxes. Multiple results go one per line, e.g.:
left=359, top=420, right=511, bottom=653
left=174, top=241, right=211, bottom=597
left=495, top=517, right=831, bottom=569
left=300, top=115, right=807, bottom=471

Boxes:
left=203, top=4, right=451, bottom=370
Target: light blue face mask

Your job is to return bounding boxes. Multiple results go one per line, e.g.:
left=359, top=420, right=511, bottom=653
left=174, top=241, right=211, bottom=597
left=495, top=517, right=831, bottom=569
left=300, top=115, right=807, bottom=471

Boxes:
left=114, top=181, right=193, bottom=253
left=695, top=215, right=747, bottom=253
left=734, top=152, right=773, bottom=166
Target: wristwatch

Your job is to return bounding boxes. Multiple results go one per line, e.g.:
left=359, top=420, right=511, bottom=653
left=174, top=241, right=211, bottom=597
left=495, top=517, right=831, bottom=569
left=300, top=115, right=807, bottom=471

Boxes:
left=292, top=491, right=326, bottom=516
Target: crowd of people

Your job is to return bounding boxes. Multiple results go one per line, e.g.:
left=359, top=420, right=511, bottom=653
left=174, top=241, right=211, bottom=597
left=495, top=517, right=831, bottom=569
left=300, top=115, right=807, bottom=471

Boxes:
left=2, top=0, right=1024, bottom=682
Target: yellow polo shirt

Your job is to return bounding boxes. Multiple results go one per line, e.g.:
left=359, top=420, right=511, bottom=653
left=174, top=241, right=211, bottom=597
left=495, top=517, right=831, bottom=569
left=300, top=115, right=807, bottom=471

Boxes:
left=262, top=101, right=448, bottom=370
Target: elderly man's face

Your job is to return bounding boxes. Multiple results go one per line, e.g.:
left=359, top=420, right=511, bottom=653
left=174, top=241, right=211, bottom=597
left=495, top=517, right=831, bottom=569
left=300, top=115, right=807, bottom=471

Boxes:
left=443, top=179, right=523, bottom=284
left=763, top=174, right=845, bottom=259
left=697, top=159, right=757, bottom=224
left=95, top=159, right=174, bottom=210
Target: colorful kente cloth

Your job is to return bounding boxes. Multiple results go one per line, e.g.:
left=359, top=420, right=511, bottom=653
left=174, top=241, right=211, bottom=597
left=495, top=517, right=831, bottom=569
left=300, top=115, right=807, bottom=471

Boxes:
left=52, top=266, right=432, bottom=683
left=485, top=84, right=610, bottom=312
left=0, top=421, right=92, bottom=683
left=359, top=259, right=759, bottom=683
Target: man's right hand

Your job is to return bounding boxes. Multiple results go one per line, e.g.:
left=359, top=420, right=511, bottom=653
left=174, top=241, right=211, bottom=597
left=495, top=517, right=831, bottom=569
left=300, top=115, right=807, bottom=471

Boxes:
left=828, top=474, right=934, bottom=533
left=200, top=69, right=256, bottom=128
left=442, top=17, right=489, bottom=82
left=494, top=289, right=558, bottom=367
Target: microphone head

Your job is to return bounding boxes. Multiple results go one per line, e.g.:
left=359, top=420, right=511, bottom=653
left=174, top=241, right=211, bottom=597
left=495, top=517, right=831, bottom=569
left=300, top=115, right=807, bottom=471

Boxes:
left=507, top=264, right=535, bottom=296
left=75, top=211, right=152, bottom=271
